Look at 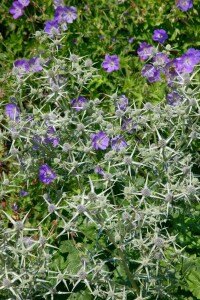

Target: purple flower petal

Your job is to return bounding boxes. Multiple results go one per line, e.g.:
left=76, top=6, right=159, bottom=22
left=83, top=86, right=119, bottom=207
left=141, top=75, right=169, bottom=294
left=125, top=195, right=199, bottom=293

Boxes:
left=111, top=136, right=127, bottom=152
left=152, top=29, right=168, bottom=44
left=71, top=96, right=87, bottom=111
left=39, top=164, right=56, bottom=184
left=10, top=1, right=24, bottom=19
left=92, top=132, right=109, bottom=150
left=102, top=55, right=120, bottom=73
left=5, top=103, right=20, bottom=121
left=176, top=0, right=193, bottom=11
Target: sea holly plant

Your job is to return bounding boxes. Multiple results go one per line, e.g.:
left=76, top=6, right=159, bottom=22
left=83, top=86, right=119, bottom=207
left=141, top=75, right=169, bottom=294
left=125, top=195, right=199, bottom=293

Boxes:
left=0, top=20, right=200, bottom=300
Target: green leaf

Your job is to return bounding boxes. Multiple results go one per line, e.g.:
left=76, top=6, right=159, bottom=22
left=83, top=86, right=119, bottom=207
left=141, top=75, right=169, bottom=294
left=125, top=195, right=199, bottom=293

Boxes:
left=187, top=270, right=200, bottom=299
left=67, top=289, right=93, bottom=300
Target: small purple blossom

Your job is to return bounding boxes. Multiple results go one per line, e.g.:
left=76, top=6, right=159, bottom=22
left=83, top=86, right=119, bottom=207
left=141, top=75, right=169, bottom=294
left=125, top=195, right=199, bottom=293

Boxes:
left=141, top=64, right=161, bottom=82
left=94, top=165, right=105, bottom=176
left=176, top=0, right=193, bottom=11
left=10, top=1, right=24, bottom=19
left=39, top=164, right=56, bottom=185
left=102, top=55, right=120, bottom=73
left=18, top=0, right=30, bottom=7
left=92, top=132, right=109, bottom=150
left=12, top=203, right=18, bottom=211
left=71, top=96, right=87, bottom=111
left=152, top=29, right=168, bottom=44
left=111, top=136, right=127, bottom=152
left=44, top=127, right=59, bottom=147
left=116, top=95, right=128, bottom=111
left=5, top=103, right=20, bottom=121
left=167, top=91, right=183, bottom=106
left=137, top=42, right=154, bottom=60
left=44, top=20, right=60, bottom=37
left=20, top=190, right=29, bottom=197
left=122, top=118, right=137, bottom=133
left=33, top=135, right=42, bottom=150
left=13, top=59, right=30, bottom=76
left=28, top=57, right=43, bottom=72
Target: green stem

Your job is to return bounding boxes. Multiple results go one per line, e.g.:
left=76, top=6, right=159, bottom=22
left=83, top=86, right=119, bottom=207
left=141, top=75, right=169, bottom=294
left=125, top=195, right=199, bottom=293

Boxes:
left=95, top=214, right=140, bottom=295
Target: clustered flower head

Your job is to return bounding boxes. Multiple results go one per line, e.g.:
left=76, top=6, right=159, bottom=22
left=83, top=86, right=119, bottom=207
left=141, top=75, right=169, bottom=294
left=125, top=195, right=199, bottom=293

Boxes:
left=10, top=0, right=30, bottom=19
left=44, top=5, right=77, bottom=36
left=13, top=57, right=44, bottom=76
left=138, top=26, right=200, bottom=84
left=102, top=55, right=120, bottom=73
left=176, top=0, right=193, bottom=11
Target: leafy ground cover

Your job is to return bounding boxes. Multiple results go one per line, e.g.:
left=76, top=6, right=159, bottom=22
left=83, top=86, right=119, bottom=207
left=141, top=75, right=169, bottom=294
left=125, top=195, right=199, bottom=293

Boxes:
left=0, top=0, right=200, bottom=299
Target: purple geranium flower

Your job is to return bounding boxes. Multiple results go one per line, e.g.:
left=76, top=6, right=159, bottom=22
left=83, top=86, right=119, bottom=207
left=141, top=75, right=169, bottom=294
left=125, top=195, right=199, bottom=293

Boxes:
left=176, top=53, right=200, bottom=74
left=92, top=132, right=109, bottom=150
left=102, top=55, right=120, bottom=73
left=13, top=59, right=30, bottom=76
left=29, top=57, right=43, bottom=72
left=111, top=136, right=127, bottom=152
left=176, top=0, right=193, bottom=11
left=141, top=64, right=161, bottom=82
left=10, top=1, right=24, bottom=19
left=44, top=20, right=60, bottom=37
left=18, top=0, right=30, bottom=7
left=153, top=53, right=169, bottom=67
left=137, top=42, right=154, bottom=60
left=122, top=118, right=137, bottom=133
left=167, top=91, right=183, bottom=106
left=54, top=6, right=77, bottom=24
left=44, top=127, right=59, bottom=147
left=54, top=6, right=68, bottom=28
left=94, top=165, right=105, bottom=176
left=152, top=29, right=168, bottom=44
left=39, top=164, right=56, bottom=184
left=5, top=103, right=20, bottom=121
left=116, top=95, right=128, bottom=111
left=71, top=96, right=87, bottom=111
